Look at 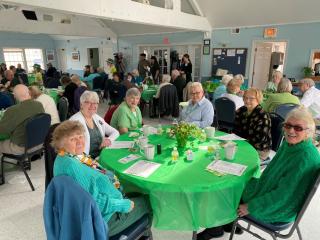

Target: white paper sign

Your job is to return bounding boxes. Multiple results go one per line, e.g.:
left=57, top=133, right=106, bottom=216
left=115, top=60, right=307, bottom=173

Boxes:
left=123, top=160, right=161, bottom=178
left=214, top=134, right=246, bottom=141
left=118, top=154, right=141, bottom=164
left=213, top=49, right=222, bottom=55
left=108, top=141, right=135, bottom=149
left=227, top=49, right=236, bottom=56
left=206, top=160, right=247, bottom=176
left=236, top=49, right=245, bottom=54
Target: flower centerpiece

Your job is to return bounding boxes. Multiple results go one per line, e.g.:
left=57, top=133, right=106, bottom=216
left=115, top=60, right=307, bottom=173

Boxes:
left=169, top=122, right=205, bottom=148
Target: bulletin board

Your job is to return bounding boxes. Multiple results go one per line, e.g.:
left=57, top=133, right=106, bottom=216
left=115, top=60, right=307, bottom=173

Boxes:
left=212, top=48, right=248, bottom=76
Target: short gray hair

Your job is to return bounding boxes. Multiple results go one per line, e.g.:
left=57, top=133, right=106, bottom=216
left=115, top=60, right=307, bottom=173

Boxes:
left=234, top=74, right=244, bottom=84
left=221, top=74, right=233, bottom=85
left=272, top=71, right=283, bottom=79
left=80, top=91, right=99, bottom=104
left=299, top=78, right=315, bottom=87
left=162, top=74, right=171, bottom=83
left=285, top=106, right=315, bottom=139
left=190, top=82, right=203, bottom=91
left=126, top=88, right=141, bottom=98
left=277, top=78, right=292, bottom=93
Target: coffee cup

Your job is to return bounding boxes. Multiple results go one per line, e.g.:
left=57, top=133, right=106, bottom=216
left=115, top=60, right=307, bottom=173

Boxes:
left=138, top=136, right=148, bottom=148
left=142, top=125, right=151, bottom=136
left=224, top=142, right=237, bottom=160
left=140, top=144, right=155, bottom=160
left=205, top=127, right=215, bottom=139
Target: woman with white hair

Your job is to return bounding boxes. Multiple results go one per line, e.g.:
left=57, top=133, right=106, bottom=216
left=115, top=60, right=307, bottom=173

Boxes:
left=221, top=79, right=244, bottom=110
left=266, top=70, right=283, bottom=92
left=213, top=74, right=233, bottom=102
left=70, top=91, right=119, bottom=158
left=171, top=69, right=186, bottom=102
left=299, top=78, right=320, bottom=108
left=111, top=88, right=142, bottom=134
left=263, top=78, right=300, bottom=112
left=154, top=74, right=172, bottom=99
left=198, top=107, right=320, bottom=239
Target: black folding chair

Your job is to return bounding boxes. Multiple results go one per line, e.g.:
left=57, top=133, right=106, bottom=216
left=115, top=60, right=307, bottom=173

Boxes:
left=269, top=112, right=284, bottom=152
left=229, top=172, right=320, bottom=240
left=0, top=113, right=51, bottom=191
left=57, top=97, right=69, bottom=121
left=215, top=97, right=236, bottom=132
left=92, top=76, right=105, bottom=101
left=274, top=103, right=299, bottom=119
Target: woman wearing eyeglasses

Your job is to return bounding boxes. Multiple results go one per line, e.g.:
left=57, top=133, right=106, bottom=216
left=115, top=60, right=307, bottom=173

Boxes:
left=197, top=107, right=320, bottom=240
left=70, top=91, right=119, bottom=158
left=234, top=88, right=271, bottom=161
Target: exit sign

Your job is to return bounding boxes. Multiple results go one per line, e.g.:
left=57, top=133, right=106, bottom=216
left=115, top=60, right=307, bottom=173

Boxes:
left=264, top=28, right=277, bottom=38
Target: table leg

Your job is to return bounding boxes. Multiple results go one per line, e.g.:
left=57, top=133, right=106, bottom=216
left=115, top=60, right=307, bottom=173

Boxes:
left=192, top=231, right=197, bottom=240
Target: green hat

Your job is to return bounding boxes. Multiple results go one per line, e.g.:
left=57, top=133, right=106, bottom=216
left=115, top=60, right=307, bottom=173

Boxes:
left=33, top=64, right=40, bottom=68
left=106, top=58, right=114, bottom=64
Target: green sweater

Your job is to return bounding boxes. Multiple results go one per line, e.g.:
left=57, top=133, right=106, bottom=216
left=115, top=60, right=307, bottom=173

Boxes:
left=111, top=102, right=142, bottom=131
left=53, top=154, right=131, bottom=222
left=263, top=92, right=300, bottom=113
left=0, top=99, right=44, bottom=146
left=242, top=139, right=320, bottom=223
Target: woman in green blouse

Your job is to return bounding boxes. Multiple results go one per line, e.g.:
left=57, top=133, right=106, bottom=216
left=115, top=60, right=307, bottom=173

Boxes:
left=197, top=107, right=320, bottom=240
left=111, top=88, right=142, bottom=134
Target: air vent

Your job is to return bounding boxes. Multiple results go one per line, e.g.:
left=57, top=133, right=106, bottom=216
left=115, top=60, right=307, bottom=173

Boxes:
left=61, top=18, right=71, bottom=24
left=43, top=14, right=53, bottom=21
left=231, top=28, right=240, bottom=34
left=22, top=10, right=37, bottom=20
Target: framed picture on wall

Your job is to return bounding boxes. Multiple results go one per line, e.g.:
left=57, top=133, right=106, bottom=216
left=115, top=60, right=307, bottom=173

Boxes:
left=46, top=49, right=55, bottom=62
left=203, top=45, right=210, bottom=55
left=71, top=51, right=80, bottom=61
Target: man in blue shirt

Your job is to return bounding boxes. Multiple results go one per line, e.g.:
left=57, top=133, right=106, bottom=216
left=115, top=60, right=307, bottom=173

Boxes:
left=180, top=82, right=214, bottom=128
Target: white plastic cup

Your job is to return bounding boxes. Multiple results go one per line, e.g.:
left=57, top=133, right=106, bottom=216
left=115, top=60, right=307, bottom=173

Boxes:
left=138, top=136, right=148, bottom=148
left=224, top=144, right=237, bottom=160
left=142, top=125, right=151, bottom=136
left=140, top=144, right=155, bottom=160
left=205, top=127, right=215, bottom=139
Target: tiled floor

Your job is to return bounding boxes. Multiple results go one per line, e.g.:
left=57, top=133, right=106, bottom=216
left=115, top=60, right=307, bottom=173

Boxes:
left=0, top=103, right=319, bottom=239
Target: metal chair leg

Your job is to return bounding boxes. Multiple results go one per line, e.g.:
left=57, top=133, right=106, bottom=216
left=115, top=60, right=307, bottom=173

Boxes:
left=0, top=155, right=4, bottom=185
left=296, top=226, right=303, bottom=240
left=192, top=231, right=197, bottom=240
left=228, top=220, right=238, bottom=240
left=19, top=159, right=35, bottom=191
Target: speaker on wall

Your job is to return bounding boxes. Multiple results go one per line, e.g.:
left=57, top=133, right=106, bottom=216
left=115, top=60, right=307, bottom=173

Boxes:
left=22, top=10, right=37, bottom=21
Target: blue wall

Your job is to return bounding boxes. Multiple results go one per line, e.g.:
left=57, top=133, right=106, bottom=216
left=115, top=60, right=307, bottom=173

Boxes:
left=54, top=38, right=116, bottom=76
left=118, top=31, right=212, bottom=78
left=212, top=22, right=320, bottom=80
left=0, top=31, right=56, bottom=66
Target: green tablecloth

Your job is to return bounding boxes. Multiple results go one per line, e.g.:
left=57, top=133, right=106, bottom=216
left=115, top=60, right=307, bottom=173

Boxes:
left=99, top=130, right=260, bottom=230
left=46, top=89, right=61, bottom=104
left=141, top=86, right=158, bottom=102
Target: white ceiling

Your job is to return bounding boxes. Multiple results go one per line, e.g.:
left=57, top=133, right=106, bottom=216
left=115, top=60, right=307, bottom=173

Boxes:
left=197, top=0, right=320, bottom=29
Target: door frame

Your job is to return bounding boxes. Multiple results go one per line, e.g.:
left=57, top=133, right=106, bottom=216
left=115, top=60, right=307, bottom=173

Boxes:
left=248, top=39, right=288, bottom=87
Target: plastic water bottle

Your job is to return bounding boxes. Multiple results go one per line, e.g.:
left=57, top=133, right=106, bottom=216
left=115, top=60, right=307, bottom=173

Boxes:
left=172, top=118, right=178, bottom=126
left=171, top=147, right=179, bottom=163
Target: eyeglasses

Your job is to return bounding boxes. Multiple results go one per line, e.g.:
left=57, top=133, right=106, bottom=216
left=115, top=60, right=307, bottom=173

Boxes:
left=191, top=91, right=202, bottom=96
left=283, top=123, right=308, bottom=132
left=84, top=101, right=98, bottom=105
left=243, top=96, right=256, bottom=101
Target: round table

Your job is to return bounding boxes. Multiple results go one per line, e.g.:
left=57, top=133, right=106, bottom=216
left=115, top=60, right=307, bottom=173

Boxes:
left=141, top=86, right=158, bottom=102
left=99, top=130, right=260, bottom=231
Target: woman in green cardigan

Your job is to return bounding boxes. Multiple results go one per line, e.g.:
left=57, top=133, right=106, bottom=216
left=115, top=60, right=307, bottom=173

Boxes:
left=197, top=107, right=320, bottom=240
left=52, top=120, right=151, bottom=237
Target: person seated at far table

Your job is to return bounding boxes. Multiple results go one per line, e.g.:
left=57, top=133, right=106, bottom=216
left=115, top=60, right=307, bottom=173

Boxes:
left=132, top=69, right=143, bottom=86
left=0, top=84, right=44, bottom=155
left=51, top=120, right=152, bottom=237
left=111, top=88, right=142, bottom=135
left=221, top=79, right=244, bottom=110
left=180, top=82, right=214, bottom=128
left=109, top=72, right=127, bottom=105
left=122, top=73, right=137, bottom=90
left=234, top=88, right=271, bottom=161
left=299, top=78, right=320, bottom=109
left=171, top=69, right=186, bottom=102
left=197, top=107, right=320, bottom=240
left=29, top=86, right=60, bottom=125
left=61, top=75, right=78, bottom=115
left=84, top=66, right=100, bottom=88
left=70, top=91, right=119, bottom=159
left=265, top=70, right=283, bottom=93
left=263, top=78, right=300, bottom=113
left=0, top=90, right=13, bottom=109
left=213, top=74, right=233, bottom=103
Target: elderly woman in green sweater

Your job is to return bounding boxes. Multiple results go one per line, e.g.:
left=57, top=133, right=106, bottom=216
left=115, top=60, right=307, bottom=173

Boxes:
left=52, top=120, right=151, bottom=237
left=197, top=107, right=320, bottom=240
left=263, top=78, right=300, bottom=113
